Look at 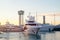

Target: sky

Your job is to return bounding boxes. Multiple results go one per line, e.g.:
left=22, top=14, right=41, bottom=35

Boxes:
left=0, top=0, right=60, bottom=25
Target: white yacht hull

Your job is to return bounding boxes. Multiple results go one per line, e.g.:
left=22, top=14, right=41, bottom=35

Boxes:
left=25, top=26, right=54, bottom=34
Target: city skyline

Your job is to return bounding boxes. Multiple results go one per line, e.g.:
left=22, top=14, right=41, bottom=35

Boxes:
left=0, top=0, right=60, bottom=25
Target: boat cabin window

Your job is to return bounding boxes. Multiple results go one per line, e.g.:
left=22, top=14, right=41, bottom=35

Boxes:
left=26, top=24, right=36, bottom=26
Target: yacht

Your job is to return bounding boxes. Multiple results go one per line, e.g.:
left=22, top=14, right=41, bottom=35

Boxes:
left=24, top=15, right=54, bottom=35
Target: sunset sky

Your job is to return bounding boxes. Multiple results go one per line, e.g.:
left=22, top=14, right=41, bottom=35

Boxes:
left=0, top=0, right=60, bottom=25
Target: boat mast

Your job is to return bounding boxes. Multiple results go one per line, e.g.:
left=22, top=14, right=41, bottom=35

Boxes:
left=54, top=13, right=55, bottom=25
left=36, top=11, right=37, bottom=21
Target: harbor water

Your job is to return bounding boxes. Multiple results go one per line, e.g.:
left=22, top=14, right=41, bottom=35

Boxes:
left=0, top=31, right=60, bottom=40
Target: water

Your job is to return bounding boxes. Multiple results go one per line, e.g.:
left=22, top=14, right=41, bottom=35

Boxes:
left=0, top=31, right=60, bottom=40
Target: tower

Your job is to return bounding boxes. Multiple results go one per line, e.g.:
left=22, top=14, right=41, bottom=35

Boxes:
left=18, top=10, right=24, bottom=26
left=43, top=16, right=45, bottom=24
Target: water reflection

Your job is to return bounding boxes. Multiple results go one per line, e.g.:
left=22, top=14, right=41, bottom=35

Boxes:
left=0, top=31, right=60, bottom=40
